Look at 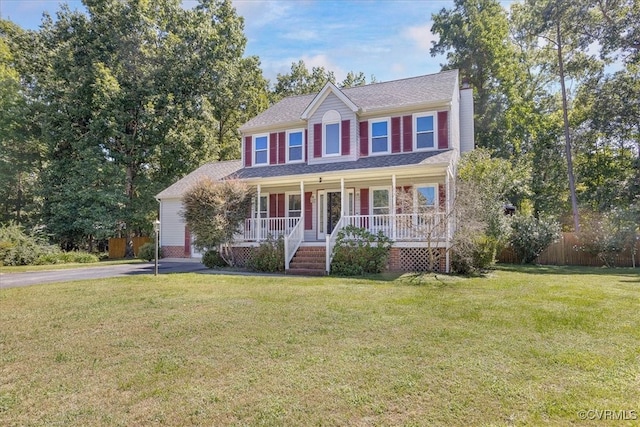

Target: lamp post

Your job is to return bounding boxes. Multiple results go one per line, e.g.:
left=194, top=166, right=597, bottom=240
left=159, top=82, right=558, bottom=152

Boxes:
left=153, top=219, right=160, bottom=276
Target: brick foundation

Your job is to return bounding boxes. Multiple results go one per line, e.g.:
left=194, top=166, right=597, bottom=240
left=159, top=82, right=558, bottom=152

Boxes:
left=162, top=246, right=190, bottom=258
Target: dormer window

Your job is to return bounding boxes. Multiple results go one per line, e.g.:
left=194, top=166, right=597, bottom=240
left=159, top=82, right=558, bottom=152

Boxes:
left=370, top=118, right=390, bottom=154
left=323, top=110, right=341, bottom=157
left=254, top=134, right=268, bottom=165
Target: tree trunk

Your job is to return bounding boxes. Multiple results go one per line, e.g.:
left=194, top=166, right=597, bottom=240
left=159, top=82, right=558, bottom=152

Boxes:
left=556, top=19, right=580, bottom=232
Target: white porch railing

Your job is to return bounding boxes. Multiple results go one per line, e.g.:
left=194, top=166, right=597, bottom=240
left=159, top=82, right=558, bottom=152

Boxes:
left=243, top=217, right=300, bottom=241
left=340, top=213, right=448, bottom=241
left=284, top=219, right=304, bottom=270
left=325, top=216, right=347, bottom=274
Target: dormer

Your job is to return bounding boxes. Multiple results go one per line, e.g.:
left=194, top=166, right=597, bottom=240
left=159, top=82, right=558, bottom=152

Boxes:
left=302, top=81, right=359, bottom=164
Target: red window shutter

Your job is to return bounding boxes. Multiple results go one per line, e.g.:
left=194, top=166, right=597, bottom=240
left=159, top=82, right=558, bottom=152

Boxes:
left=184, top=226, right=191, bottom=256
left=359, top=121, right=369, bottom=156
left=402, top=115, right=412, bottom=152
left=391, top=116, right=401, bottom=153
left=439, top=184, right=446, bottom=207
left=360, top=188, right=369, bottom=215
left=313, top=123, right=322, bottom=158
left=277, top=193, right=285, bottom=218
left=269, top=132, right=277, bottom=164
left=304, top=192, right=313, bottom=230
left=341, top=119, right=350, bottom=155
left=269, top=194, right=277, bottom=217
left=244, top=136, right=252, bottom=167
left=278, top=132, right=286, bottom=164
left=305, top=129, right=309, bottom=162
left=438, top=111, right=449, bottom=149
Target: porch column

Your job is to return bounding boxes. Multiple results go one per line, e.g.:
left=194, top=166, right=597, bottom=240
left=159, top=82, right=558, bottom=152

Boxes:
left=340, top=177, right=345, bottom=217
left=256, top=184, right=261, bottom=242
left=300, top=180, right=305, bottom=232
left=445, top=167, right=452, bottom=273
left=391, top=174, right=397, bottom=240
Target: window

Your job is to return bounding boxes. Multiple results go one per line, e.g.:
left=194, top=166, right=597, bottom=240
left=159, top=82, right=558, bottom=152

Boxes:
left=287, top=194, right=301, bottom=217
left=287, top=130, right=303, bottom=162
left=415, top=185, right=437, bottom=210
left=254, top=194, right=268, bottom=218
left=254, top=135, right=268, bottom=165
left=414, top=114, right=435, bottom=150
left=323, top=110, right=341, bottom=156
left=371, top=188, right=390, bottom=215
left=370, top=119, right=389, bottom=154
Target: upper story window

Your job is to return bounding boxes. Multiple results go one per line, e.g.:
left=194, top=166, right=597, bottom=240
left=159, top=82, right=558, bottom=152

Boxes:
left=287, top=129, right=304, bottom=163
left=254, top=134, right=268, bottom=165
left=370, top=118, right=390, bottom=154
left=414, top=113, right=436, bottom=150
left=323, top=110, right=341, bottom=157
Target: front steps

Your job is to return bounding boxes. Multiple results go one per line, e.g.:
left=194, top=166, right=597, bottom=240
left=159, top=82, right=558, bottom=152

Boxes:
left=287, top=246, right=326, bottom=276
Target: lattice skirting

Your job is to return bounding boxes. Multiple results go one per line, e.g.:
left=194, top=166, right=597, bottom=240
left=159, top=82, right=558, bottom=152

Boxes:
left=162, top=246, right=188, bottom=258
left=388, top=247, right=446, bottom=272
left=230, top=247, right=255, bottom=267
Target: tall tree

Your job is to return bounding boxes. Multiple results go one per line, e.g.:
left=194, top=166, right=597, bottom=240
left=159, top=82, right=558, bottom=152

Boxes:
left=35, top=0, right=267, bottom=249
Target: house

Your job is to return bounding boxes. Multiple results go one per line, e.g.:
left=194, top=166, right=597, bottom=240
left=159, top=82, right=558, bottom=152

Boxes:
left=156, top=69, right=474, bottom=274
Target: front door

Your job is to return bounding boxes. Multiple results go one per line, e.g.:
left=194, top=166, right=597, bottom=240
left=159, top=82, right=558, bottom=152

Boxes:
left=317, top=189, right=354, bottom=239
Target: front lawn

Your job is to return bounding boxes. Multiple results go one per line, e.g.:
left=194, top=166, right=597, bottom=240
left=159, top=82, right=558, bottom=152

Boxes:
left=0, top=267, right=638, bottom=425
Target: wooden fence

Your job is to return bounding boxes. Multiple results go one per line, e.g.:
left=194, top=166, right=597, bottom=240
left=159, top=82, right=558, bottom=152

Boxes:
left=498, top=232, right=640, bottom=267
left=108, top=237, right=151, bottom=259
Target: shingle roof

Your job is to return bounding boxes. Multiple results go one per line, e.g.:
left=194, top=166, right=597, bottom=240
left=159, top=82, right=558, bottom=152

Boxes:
left=157, top=151, right=454, bottom=199
left=155, top=160, right=243, bottom=200
left=240, top=69, right=459, bottom=132
left=232, top=150, right=454, bottom=180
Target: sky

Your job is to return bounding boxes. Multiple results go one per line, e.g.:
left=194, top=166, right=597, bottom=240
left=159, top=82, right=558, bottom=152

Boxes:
left=1, top=0, right=463, bottom=84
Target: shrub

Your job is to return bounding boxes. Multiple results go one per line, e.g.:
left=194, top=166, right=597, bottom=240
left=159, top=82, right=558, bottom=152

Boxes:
left=247, top=235, right=285, bottom=272
left=330, top=225, right=393, bottom=276
left=509, top=214, right=560, bottom=264
left=35, top=251, right=99, bottom=265
left=576, top=210, right=636, bottom=267
left=202, top=249, right=227, bottom=269
left=137, top=242, right=162, bottom=261
left=0, top=222, right=59, bottom=266
left=451, top=232, right=499, bottom=275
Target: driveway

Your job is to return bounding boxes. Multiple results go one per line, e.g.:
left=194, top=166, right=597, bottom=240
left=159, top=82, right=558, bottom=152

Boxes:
left=0, top=259, right=209, bottom=289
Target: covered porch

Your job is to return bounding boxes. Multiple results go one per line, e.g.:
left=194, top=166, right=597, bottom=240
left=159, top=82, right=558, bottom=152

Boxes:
left=235, top=159, right=456, bottom=273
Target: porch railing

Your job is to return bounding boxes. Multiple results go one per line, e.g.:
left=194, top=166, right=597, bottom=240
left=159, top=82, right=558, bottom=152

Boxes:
left=243, top=217, right=300, bottom=241
left=284, top=219, right=304, bottom=270
left=325, top=216, right=347, bottom=273
left=341, top=213, right=448, bottom=241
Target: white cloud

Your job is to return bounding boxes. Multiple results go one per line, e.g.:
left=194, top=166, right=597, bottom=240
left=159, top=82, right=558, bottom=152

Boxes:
left=282, top=29, right=318, bottom=41
left=403, top=23, right=439, bottom=53
left=232, top=0, right=293, bottom=28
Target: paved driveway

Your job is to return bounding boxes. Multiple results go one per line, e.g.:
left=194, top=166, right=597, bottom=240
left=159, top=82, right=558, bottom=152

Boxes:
left=0, top=259, right=209, bottom=289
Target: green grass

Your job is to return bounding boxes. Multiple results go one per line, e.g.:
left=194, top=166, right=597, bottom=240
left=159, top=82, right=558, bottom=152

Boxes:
left=0, top=258, right=144, bottom=273
left=1, top=267, right=639, bottom=426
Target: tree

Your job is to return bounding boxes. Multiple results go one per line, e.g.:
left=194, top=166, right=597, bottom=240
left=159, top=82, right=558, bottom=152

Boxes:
left=32, top=0, right=266, bottom=249
left=0, top=21, right=45, bottom=226
left=181, top=178, right=253, bottom=265
left=451, top=149, right=525, bottom=273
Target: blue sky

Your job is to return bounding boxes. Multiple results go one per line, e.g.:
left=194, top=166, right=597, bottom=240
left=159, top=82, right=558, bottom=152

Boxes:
left=1, top=0, right=468, bottom=84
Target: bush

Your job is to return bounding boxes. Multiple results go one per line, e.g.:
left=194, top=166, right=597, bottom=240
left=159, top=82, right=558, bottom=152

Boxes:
left=35, top=251, right=99, bottom=265
left=509, top=214, right=560, bottom=264
left=0, top=222, right=59, bottom=266
left=451, top=232, right=500, bottom=275
left=247, top=235, right=285, bottom=272
left=330, top=225, right=393, bottom=276
left=576, top=210, right=636, bottom=267
left=137, top=242, right=162, bottom=261
left=202, top=249, right=227, bottom=269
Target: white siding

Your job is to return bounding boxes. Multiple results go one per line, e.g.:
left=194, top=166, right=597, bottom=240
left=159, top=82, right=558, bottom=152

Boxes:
left=460, top=87, right=475, bottom=153
left=450, top=85, right=461, bottom=152
left=160, top=199, right=185, bottom=246
left=308, top=92, right=358, bottom=164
